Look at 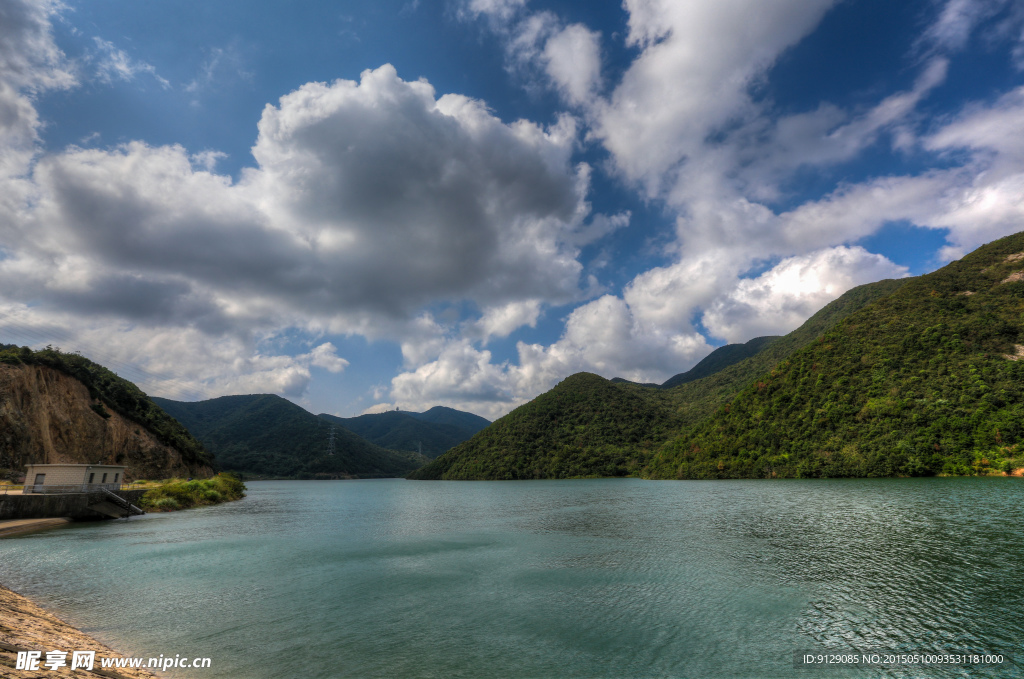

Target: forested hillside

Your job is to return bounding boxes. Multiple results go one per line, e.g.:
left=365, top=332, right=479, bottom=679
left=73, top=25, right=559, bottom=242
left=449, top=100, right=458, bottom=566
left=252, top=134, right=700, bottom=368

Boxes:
left=320, top=406, right=488, bottom=458
left=408, top=373, right=675, bottom=479
left=154, top=394, right=425, bottom=478
left=646, top=232, right=1024, bottom=479
left=410, top=276, right=906, bottom=480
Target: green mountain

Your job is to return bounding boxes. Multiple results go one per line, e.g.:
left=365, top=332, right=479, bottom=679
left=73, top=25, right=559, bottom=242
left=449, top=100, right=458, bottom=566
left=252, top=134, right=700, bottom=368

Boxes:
left=661, top=336, right=779, bottom=388
left=410, top=275, right=907, bottom=480
left=152, top=394, right=425, bottom=478
left=646, top=232, right=1024, bottom=479
left=319, top=406, right=489, bottom=459
left=406, top=406, right=490, bottom=434
left=408, top=373, right=675, bottom=479
left=661, top=277, right=907, bottom=428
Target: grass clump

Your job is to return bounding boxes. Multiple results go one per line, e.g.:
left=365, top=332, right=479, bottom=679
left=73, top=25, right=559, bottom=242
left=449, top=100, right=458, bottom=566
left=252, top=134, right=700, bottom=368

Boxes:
left=152, top=497, right=180, bottom=511
left=141, top=474, right=246, bottom=512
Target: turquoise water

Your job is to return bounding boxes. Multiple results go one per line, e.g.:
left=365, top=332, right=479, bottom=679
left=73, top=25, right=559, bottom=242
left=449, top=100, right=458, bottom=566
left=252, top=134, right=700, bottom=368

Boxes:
left=2, top=478, right=1023, bottom=678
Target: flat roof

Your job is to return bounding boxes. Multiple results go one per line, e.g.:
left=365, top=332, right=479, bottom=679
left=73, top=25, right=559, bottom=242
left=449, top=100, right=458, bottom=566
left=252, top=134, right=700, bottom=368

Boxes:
left=25, top=464, right=125, bottom=468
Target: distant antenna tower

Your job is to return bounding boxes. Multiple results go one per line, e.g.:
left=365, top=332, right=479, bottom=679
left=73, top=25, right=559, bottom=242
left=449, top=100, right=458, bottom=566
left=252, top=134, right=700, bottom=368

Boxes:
left=326, top=426, right=336, bottom=456
left=417, top=441, right=422, bottom=456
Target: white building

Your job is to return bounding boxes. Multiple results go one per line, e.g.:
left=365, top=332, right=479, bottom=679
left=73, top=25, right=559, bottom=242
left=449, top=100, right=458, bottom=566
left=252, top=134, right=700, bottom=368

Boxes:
left=23, top=464, right=126, bottom=494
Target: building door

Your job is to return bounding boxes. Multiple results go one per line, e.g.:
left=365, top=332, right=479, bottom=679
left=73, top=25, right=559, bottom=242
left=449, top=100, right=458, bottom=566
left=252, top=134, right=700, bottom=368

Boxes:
left=33, top=474, right=45, bottom=492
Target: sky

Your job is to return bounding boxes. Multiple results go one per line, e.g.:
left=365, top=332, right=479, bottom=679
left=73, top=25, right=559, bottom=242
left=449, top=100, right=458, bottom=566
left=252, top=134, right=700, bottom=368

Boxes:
left=1, top=0, right=1023, bottom=419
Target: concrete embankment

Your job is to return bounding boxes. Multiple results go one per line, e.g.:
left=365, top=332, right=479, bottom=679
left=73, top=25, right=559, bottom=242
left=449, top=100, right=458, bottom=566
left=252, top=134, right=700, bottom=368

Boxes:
left=0, top=490, right=147, bottom=521
left=0, top=585, right=156, bottom=678
left=0, top=518, right=72, bottom=538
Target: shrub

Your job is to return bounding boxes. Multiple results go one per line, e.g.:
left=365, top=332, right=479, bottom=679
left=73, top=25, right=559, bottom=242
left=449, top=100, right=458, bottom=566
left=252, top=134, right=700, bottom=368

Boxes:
left=140, top=473, right=246, bottom=512
left=153, top=497, right=180, bottom=511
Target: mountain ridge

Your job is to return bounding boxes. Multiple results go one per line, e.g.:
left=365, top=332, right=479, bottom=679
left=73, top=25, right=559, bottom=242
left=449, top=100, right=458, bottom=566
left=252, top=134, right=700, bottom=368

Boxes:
left=646, top=232, right=1024, bottom=479
left=409, top=275, right=909, bottom=480
left=612, top=335, right=781, bottom=389
left=153, top=394, right=425, bottom=478
left=318, top=406, right=489, bottom=459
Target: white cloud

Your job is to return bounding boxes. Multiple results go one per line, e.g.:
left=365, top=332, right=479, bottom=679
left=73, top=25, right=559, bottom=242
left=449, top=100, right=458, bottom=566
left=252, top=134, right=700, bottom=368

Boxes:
left=0, top=0, right=74, bottom=179
left=919, top=0, right=1014, bottom=53
left=468, top=299, right=543, bottom=343
left=388, top=292, right=713, bottom=418
left=514, top=294, right=711, bottom=385
left=594, top=0, right=838, bottom=197
left=461, top=1, right=602, bottom=108
left=0, top=22, right=630, bottom=407
left=244, top=65, right=591, bottom=314
left=924, top=0, right=989, bottom=51
left=727, top=57, right=949, bottom=200
left=3, top=65, right=610, bottom=341
left=391, top=340, right=513, bottom=416
left=92, top=37, right=170, bottom=89
left=305, top=342, right=349, bottom=373
left=461, top=0, right=526, bottom=23
left=0, top=302, right=338, bottom=400
left=925, top=85, right=1024, bottom=161
left=540, top=23, right=602, bottom=106
left=702, top=247, right=908, bottom=342
left=185, top=45, right=251, bottom=96
left=567, top=210, right=630, bottom=247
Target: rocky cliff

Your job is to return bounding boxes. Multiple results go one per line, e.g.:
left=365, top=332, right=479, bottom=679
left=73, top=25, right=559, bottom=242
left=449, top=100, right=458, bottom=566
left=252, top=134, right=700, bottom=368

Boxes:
left=0, top=363, right=212, bottom=480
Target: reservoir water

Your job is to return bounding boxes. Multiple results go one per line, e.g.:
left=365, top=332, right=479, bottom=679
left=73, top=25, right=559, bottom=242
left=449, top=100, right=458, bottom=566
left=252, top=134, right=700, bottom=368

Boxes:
left=2, top=478, right=1022, bottom=678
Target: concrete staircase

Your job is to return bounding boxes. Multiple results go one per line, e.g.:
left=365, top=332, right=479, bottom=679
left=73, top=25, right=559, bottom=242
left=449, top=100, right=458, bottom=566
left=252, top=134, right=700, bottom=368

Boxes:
left=86, top=488, right=146, bottom=519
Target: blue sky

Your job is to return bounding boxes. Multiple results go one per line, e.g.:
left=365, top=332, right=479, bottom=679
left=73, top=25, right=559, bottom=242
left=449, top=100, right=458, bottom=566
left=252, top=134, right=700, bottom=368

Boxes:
left=1, top=0, right=1023, bottom=419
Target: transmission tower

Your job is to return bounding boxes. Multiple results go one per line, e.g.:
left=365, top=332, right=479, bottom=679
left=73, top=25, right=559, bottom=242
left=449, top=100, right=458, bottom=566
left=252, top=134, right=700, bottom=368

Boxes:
left=326, top=426, right=336, bottom=456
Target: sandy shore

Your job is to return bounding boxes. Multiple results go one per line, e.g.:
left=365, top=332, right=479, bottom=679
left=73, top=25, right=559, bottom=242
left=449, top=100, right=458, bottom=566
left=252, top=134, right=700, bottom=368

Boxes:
left=0, top=585, right=156, bottom=678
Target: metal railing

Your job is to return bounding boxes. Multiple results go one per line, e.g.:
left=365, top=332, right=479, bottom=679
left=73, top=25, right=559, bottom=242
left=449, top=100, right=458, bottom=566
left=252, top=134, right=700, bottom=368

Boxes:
left=1, top=482, right=144, bottom=495
left=101, top=487, right=146, bottom=516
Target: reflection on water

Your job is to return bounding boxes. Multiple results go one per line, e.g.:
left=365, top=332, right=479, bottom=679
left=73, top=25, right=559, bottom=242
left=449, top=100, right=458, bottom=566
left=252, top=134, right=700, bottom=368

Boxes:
left=1, top=478, right=1022, bottom=678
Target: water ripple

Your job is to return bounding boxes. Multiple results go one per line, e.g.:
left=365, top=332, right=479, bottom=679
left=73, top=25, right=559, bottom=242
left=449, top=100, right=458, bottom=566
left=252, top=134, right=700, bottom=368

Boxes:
left=1, top=477, right=1021, bottom=678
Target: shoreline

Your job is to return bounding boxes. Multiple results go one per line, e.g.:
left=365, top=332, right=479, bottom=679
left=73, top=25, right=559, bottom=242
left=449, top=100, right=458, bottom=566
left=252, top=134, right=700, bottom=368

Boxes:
left=0, top=518, right=73, bottom=539
left=0, top=584, right=156, bottom=678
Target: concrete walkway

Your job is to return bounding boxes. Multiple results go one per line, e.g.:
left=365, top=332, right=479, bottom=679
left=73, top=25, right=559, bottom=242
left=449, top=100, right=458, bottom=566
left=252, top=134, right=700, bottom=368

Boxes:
left=0, top=517, right=72, bottom=538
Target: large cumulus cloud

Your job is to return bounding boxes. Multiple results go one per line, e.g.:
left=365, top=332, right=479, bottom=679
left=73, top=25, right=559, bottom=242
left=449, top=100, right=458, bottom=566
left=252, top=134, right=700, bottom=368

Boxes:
left=9, top=65, right=593, bottom=329
left=0, top=1, right=611, bottom=401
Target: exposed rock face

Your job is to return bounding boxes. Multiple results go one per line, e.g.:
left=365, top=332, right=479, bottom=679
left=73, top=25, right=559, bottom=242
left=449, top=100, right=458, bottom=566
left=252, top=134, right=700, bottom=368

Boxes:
left=0, top=364, right=212, bottom=480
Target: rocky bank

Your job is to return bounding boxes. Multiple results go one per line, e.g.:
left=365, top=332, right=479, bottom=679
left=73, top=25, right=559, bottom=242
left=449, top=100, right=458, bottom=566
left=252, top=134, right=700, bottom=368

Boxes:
left=0, top=585, right=156, bottom=678
left=0, top=364, right=212, bottom=481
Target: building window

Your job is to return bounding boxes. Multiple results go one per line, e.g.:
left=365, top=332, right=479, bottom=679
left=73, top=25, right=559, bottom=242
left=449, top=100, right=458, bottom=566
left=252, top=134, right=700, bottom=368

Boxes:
left=102, top=473, right=107, bottom=483
left=113, top=473, right=119, bottom=483
left=89, top=473, right=95, bottom=484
